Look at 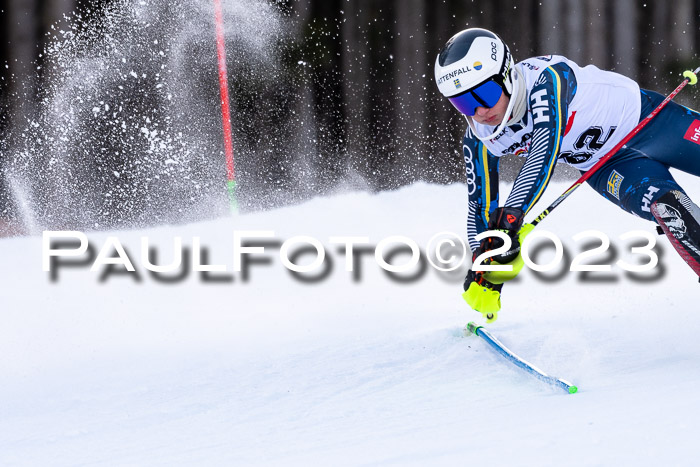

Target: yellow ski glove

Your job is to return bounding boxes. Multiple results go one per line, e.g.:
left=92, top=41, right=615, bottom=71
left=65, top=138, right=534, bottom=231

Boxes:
left=482, top=223, right=535, bottom=284
left=462, top=280, right=501, bottom=323
left=462, top=207, right=536, bottom=322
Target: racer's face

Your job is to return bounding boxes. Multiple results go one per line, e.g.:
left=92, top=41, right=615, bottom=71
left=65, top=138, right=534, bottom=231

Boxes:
left=472, top=92, right=510, bottom=126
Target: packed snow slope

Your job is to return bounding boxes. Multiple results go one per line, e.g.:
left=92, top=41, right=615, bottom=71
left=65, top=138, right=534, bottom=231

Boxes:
left=2, top=172, right=700, bottom=466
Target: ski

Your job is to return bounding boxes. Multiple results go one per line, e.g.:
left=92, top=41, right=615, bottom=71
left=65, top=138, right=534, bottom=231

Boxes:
left=465, top=322, right=577, bottom=394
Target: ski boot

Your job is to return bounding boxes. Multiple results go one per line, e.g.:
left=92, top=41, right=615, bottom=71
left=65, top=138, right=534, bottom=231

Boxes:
left=651, top=190, right=700, bottom=277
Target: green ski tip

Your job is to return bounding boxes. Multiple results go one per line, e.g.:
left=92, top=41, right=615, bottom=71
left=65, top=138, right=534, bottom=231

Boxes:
left=465, top=322, right=481, bottom=336
left=568, top=386, right=578, bottom=394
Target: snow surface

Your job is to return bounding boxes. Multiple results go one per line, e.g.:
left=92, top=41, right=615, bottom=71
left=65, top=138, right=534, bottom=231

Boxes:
left=2, top=173, right=700, bottom=466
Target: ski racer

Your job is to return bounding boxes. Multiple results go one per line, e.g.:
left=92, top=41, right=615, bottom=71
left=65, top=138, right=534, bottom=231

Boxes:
left=434, top=28, right=700, bottom=322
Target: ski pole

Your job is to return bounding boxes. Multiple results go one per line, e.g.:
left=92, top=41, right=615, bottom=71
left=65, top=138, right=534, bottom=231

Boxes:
left=465, top=322, right=577, bottom=394
left=529, top=67, right=700, bottom=227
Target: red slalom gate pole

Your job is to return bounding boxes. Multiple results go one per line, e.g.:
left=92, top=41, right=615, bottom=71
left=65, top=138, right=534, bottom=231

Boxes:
left=213, top=0, right=237, bottom=213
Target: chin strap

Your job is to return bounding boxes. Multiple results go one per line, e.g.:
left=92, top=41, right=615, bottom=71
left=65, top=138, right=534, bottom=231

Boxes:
left=507, top=68, right=527, bottom=125
left=465, top=67, right=527, bottom=141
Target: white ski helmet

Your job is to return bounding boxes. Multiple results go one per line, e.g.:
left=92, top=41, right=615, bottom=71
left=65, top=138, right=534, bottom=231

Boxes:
left=435, top=28, right=523, bottom=139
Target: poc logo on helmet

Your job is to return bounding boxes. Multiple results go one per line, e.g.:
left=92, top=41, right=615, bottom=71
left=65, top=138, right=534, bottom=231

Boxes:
left=491, top=41, right=497, bottom=60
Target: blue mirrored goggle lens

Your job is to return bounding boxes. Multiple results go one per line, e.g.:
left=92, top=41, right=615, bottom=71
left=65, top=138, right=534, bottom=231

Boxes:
left=447, top=80, right=503, bottom=116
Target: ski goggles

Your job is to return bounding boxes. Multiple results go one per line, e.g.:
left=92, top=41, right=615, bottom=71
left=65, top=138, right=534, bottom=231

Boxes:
left=447, top=79, right=504, bottom=116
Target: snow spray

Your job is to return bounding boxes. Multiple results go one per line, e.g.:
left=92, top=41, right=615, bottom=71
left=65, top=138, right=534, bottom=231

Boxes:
left=1, top=0, right=285, bottom=233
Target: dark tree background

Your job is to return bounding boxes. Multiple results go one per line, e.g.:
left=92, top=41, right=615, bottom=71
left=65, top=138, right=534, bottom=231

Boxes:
left=1, top=0, right=699, bottom=232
